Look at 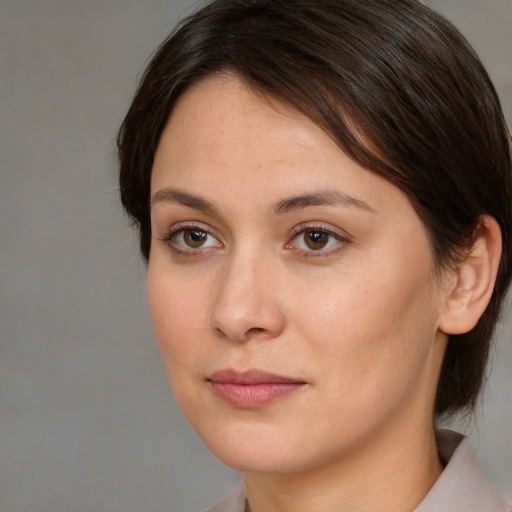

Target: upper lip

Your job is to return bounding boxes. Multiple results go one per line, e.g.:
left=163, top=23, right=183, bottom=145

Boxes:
left=207, top=368, right=305, bottom=384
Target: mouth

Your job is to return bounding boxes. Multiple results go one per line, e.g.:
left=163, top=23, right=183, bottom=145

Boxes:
left=207, top=369, right=307, bottom=408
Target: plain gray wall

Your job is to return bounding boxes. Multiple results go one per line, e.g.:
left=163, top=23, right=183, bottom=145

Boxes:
left=0, top=1, right=510, bottom=511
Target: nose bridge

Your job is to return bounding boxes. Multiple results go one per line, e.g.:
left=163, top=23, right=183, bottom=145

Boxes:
left=210, top=245, right=285, bottom=342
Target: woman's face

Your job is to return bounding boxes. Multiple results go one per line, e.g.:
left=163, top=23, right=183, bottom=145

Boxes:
left=148, top=76, right=449, bottom=474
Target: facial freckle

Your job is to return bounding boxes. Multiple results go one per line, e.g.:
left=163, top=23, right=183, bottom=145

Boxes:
left=148, top=76, right=448, bottom=478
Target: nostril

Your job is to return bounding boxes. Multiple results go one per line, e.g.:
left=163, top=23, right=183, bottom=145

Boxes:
left=214, top=325, right=267, bottom=342
left=247, top=327, right=265, bottom=335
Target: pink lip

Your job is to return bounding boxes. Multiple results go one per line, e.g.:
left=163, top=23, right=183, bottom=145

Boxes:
left=207, top=369, right=306, bottom=408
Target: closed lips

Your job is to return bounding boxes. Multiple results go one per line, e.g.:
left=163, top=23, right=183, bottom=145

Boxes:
left=208, top=369, right=307, bottom=408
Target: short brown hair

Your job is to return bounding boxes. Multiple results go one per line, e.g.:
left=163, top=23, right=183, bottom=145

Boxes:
left=117, top=0, right=512, bottom=417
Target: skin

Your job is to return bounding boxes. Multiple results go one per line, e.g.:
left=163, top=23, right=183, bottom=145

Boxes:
left=147, top=75, right=460, bottom=511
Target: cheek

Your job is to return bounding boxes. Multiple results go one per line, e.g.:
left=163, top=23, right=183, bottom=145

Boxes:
left=147, top=265, right=211, bottom=375
left=296, top=273, right=426, bottom=339
left=292, top=259, right=440, bottom=386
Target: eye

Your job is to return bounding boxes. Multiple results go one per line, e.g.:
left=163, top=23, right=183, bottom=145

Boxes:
left=161, top=224, right=222, bottom=253
left=286, top=225, right=348, bottom=254
left=174, top=228, right=220, bottom=249
left=179, top=229, right=212, bottom=248
left=301, top=230, right=332, bottom=250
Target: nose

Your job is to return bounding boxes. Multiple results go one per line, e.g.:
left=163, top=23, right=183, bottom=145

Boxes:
left=209, top=251, right=286, bottom=343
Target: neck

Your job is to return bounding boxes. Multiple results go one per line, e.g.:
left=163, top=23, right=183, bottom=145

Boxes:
left=243, top=420, right=443, bottom=512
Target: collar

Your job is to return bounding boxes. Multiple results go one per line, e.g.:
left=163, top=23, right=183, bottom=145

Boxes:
left=415, top=428, right=510, bottom=511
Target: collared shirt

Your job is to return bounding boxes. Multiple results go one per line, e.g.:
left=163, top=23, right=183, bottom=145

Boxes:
left=202, top=430, right=511, bottom=512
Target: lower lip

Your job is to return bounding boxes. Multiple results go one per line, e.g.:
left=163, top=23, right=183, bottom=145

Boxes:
left=210, top=382, right=305, bottom=408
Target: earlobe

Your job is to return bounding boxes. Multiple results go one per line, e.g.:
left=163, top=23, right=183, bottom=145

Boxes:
left=439, top=215, right=502, bottom=335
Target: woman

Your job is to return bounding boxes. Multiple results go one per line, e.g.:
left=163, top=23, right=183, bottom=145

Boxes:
left=117, top=0, right=512, bottom=510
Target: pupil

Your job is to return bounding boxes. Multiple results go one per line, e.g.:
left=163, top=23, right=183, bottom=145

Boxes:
left=306, top=231, right=328, bottom=250
left=185, top=230, right=207, bottom=247
left=190, top=230, right=205, bottom=241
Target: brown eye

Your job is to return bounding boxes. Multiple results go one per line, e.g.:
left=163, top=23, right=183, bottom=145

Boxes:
left=164, top=225, right=222, bottom=254
left=183, top=229, right=208, bottom=248
left=304, top=230, right=330, bottom=250
left=287, top=226, right=346, bottom=254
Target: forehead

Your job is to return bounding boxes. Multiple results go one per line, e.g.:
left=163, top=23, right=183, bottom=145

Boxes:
left=156, top=75, right=326, bottom=170
left=151, top=75, right=416, bottom=223
left=154, top=77, right=347, bottom=190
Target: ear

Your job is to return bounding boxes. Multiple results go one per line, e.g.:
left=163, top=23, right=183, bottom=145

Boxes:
left=439, top=215, right=502, bottom=335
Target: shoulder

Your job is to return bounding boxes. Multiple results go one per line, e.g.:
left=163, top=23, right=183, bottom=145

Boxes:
left=200, top=484, right=246, bottom=512
left=415, top=429, right=511, bottom=512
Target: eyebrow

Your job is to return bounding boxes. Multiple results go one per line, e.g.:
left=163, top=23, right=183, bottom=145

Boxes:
left=151, top=187, right=374, bottom=215
left=272, top=190, right=375, bottom=215
left=151, top=188, right=219, bottom=214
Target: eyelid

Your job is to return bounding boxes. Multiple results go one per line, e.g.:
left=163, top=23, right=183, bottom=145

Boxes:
left=288, top=222, right=352, bottom=240
left=158, top=221, right=210, bottom=241
left=158, top=221, right=223, bottom=254
left=285, top=222, right=351, bottom=255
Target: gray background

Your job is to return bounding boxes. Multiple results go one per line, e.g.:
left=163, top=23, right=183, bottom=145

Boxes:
left=0, top=1, right=510, bottom=510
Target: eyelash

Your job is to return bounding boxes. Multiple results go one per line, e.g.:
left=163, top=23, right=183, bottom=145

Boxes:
left=159, top=222, right=222, bottom=256
left=286, top=223, right=350, bottom=257
left=159, top=222, right=350, bottom=257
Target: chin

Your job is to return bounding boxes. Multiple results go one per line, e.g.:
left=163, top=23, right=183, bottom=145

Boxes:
left=191, top=419, right=298, bottom=473
left=208, top=444, right=300, bottom=474
left=193, top=417, right=336, bottom=475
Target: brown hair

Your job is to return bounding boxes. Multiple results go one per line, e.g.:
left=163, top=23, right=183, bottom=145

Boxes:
left=117, top=0, right=512, bottom=417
